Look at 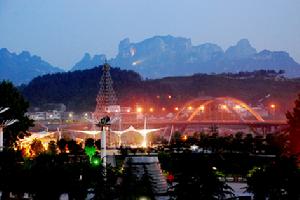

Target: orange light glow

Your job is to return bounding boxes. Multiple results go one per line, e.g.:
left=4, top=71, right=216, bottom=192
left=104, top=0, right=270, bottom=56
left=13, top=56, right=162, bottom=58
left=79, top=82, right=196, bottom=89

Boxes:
left=188, top=106, right=193, bottom=111
left=182, top=135, right=188, bottom=141
left=174, top=107, right=179, bottom=111
left=270, top=104, right=276, bottom=109
left=221, top=104, right=228, bottom=110
left=136, top=107, right=143, bottom=113
left=162, top=107, right=166, bottom=111
left=199, top=105, right=205, bottom=111
left=149, top=107, right=154, bottom=112
left=234, top=105, right=241, bottom=109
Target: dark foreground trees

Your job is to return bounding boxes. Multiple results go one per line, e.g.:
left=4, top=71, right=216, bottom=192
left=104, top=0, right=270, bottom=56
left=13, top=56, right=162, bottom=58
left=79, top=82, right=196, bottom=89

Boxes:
left=287, top=93, right=300, bottom=156
left=247, top=156, right=300, bottom=200
left=0, top=150, right=120, bottom=200
left=0, top=81, right=33, bottom=148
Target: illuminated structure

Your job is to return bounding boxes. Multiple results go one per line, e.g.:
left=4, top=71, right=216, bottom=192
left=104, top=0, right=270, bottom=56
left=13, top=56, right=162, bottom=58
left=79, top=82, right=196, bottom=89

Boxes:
left=112, top=118, right=160, bottom=147
left=0, top=107, right=18, bottom=151
left=94, top=63, right=118, bottom=120
left=175, top=96, right=264, bottom=122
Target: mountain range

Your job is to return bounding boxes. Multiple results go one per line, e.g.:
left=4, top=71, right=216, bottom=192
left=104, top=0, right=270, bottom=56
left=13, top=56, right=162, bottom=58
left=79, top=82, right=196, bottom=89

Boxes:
left=0, top=48, right=63, bottom=85
left=1, top=35, right=300, bottom=84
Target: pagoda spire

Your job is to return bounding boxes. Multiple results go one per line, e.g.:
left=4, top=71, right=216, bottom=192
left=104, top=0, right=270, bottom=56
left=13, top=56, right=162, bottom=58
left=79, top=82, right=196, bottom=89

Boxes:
left=94, top=62, right=118, bottom=120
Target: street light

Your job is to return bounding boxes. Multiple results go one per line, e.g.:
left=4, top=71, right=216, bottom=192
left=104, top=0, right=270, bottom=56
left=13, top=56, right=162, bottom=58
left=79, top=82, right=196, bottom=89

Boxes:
left=96, top=116, right=111, bottom=168
left=136, top=107, right=143, bottom=113
left=270, top=104, right=276, bottom=119
left=0, top=107, right=18, bottom=152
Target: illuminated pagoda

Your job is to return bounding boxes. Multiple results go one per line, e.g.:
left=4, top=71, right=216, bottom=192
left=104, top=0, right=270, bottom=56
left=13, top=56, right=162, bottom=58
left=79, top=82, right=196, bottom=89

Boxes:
left=94, top=62, right=119, bottom=121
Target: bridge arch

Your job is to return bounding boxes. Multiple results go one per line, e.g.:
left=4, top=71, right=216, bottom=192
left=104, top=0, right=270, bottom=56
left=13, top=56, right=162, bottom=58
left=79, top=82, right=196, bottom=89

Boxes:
left=175, top=96, right=264, bottom=122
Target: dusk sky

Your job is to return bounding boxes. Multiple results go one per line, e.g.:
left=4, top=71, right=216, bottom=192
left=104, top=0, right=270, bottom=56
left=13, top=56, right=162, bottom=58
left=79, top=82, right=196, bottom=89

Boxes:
left=0, top=0, right=299, bottom=69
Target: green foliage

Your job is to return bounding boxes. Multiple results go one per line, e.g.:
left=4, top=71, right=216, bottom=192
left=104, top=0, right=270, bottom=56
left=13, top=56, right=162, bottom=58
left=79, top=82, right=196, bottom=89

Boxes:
left=84, top=146, right=96, bottom=162
left=0, top=81, right=33, bottom=148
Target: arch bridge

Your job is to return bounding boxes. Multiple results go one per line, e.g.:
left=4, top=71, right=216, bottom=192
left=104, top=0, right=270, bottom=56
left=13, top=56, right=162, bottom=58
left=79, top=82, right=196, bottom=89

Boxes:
left=175, top=96, right=264, bottom=123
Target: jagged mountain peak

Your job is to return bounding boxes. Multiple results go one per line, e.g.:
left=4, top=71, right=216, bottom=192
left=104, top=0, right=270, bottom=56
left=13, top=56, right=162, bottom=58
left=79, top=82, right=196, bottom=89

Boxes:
left=225, top=39, right=257, bottom=60
left=0, top=48, right=63, bottom=85
left=71, top=53, right=106, bottom=71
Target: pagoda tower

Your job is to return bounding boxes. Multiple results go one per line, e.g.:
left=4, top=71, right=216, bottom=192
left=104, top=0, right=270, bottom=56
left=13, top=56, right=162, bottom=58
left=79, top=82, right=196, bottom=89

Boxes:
left=94, top=63, right=118, bottom=120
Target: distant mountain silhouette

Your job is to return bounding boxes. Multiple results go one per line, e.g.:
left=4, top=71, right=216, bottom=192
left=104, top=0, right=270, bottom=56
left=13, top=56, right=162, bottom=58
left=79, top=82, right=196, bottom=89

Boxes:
left=0, top=48, right=63, bottom=85
left=71, top=53, right=106, bottom=71
left=2, top=35, right=300, bottom=85
left=73, top=35, right=300, bottom=78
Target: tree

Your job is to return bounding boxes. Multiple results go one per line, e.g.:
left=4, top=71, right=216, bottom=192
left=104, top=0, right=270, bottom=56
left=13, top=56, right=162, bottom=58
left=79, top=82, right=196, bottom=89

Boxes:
left=67, top=140, right=82, bottom=154
left=57, top=138, right=67, bottom=153
left=0, top=81, right=33, bottom=148
left=30, top=139, right=44, bottom=156
left=286, top=94, right=300, bottom=156
left=247, top=156, right=300, bottom=200
left=85, top=138, right=95, bottom=147
left=172, top=153, right=233, bottom=200
left=47, top=141, right=57, bottom=155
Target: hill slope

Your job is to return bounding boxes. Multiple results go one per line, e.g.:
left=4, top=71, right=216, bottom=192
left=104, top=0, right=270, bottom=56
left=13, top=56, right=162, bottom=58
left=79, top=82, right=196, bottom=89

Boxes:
left=21, top=66, right=300, bottom=113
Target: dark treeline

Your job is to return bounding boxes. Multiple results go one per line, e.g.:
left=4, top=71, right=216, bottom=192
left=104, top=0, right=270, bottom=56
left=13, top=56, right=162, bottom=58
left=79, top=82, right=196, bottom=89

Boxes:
left=21, top=66, right=300, bottom=112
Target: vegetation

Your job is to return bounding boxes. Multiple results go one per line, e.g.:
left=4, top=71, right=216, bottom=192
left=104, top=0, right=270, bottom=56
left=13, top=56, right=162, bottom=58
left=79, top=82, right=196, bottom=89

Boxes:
left=286, top=94, right=300, bottom=155
left=21, top=67, right=300, bottom=113
left=0, top=81, right=33, bottom=148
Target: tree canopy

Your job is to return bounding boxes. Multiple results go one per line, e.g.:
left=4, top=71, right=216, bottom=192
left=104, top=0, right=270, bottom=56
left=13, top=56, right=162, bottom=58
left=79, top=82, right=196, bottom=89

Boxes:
left=0, top=81, right=33, bottom=148
left=286, top=94, right=300, bottom=156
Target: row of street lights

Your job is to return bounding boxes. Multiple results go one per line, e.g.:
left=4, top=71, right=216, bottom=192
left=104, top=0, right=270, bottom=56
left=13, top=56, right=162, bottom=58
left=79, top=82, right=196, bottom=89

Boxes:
left=134, top=103, right=277, bottom=114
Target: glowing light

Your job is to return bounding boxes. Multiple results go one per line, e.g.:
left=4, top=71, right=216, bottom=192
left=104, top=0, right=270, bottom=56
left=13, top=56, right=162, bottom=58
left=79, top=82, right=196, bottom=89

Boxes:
left=130, top=47, right=136, bottom=56
left=162, top=107, right=166, bottom=111
left=136, top=107, right=143, bottom=113
left=190, top=145, right=198, bottom=151
left=182, top=135, right=188, bottom=141
left=221, top=104, right=228, bottom=110
left=69, top=113, right=73, bottom=118
left=234, top=105, right=241, bottom=109
left=168, top=95, right=172, bottom=99
left=212, top=166, right=217, bottom=170
left=126, top=109, right=130, bottom=113
left=270, top=104, right=276, bottom=109
left=91, top=157, right=101, bottom=166
left=174, top=107, right=179, bottom=111
left=188, top=106, right=193, bottom=111
left=199, top=105, right=205, bottom=112
left=132, top=60, right=142, bottom=66
left=149, top=108, right=154, bottom=112
left=156, top=95, right=160, bottom=99
left=84, top=113, right=88, bottom=117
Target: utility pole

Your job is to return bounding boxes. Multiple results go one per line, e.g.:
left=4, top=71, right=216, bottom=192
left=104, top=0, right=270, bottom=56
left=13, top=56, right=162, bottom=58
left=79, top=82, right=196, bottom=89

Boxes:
left=96, top=116, right=111, bottom=168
